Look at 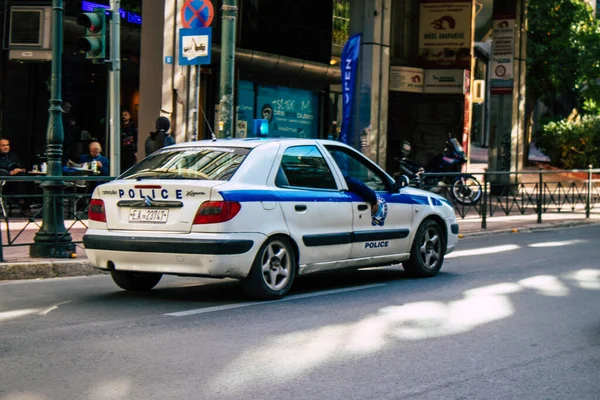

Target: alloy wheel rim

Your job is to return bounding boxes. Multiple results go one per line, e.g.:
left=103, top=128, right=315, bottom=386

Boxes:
left=419, top=227, right=441, bottom=270
left=261, top=241, right=291, bottom=291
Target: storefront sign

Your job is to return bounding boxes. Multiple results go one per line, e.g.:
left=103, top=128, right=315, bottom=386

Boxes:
left=389, top=67, right=424, bottom=93
left=418, top=0, right=473, bottom=68
left=491, top=19, right=515, bottom=94
left=81, top=1, right=141, bottom=24
left=340, top=33, right=362, bottom=145
left=424, top=69, right=469, bottom=94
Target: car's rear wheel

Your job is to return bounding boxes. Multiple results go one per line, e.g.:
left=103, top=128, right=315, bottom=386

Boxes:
left=241, top=237, right=296, bottom=300
left=110, top=270, right=163, bottom=291
left=403, top=219, right=445, bottom=277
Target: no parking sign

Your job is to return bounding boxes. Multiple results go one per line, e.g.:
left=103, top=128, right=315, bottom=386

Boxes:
left=181, top=0, right=214, bottom=28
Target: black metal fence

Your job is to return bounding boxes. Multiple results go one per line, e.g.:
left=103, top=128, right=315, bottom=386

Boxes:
left=0, top=175, right=114, bottom=261
left=0, top=169, right=598, bottom=261
left=415, top=168, right=600, bottom=229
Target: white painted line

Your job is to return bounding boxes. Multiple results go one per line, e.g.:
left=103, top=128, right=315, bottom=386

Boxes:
left=165, top=283, right=387, bottom=317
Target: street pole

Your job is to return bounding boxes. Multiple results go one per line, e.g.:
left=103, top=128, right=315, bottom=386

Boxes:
left=109, top=0, right=121, bottom=176
left=193, top=64, right=200, bottom=141
left=218, top=0, right=237, bottom=139
left=30, top=0, right=75, bottom=258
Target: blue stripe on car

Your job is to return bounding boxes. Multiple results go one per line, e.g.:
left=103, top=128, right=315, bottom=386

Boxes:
left=219, top=190, right=430, bottom=205
left=431, top=197, right=442, bottom=206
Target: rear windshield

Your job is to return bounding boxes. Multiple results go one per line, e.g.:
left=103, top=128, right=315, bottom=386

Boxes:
left=120, top=146, right=251, bottom=181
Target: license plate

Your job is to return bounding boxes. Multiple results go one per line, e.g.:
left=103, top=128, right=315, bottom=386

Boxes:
left=129, top=208, right=169, bottom=223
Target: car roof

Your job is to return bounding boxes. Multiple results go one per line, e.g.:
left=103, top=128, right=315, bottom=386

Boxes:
left=166, top=138, right=350, bottom=150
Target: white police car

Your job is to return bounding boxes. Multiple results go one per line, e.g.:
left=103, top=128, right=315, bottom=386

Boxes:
left=83, top=139, right=459, bottom=299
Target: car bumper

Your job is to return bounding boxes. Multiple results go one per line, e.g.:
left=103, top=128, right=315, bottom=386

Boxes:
left=83, top=229, right=267, bottom=279
left=445, top=218, right=459, bottom=254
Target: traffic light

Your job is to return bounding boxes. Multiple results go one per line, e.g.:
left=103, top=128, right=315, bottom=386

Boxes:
left=76, top=8, right=107, bottom=62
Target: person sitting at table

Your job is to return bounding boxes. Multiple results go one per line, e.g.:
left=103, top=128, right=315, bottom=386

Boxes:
left=0, top=138, right=31, bottom=216
left=77, top=141, right=110, bottom=176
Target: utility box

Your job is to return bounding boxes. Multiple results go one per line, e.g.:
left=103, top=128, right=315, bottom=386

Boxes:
left=8, top=6, right=53, bottom=62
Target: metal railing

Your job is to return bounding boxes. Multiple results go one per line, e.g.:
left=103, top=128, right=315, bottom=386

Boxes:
left=0, top=175, right=114, bottom=262
left=414, top=167, right=600, bottom=229
left=0, top=169, right=599, bottom=261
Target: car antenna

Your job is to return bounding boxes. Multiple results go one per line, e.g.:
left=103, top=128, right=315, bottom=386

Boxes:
left=197, top=103, right=217, bottom=141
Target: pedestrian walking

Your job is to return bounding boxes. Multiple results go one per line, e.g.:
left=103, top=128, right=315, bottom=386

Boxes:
left=145, top=116, right=171, bottom=156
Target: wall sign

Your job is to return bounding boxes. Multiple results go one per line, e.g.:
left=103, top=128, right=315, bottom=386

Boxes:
left=491, top=18, right=515, bottom=94
left=424, top=69, right=469, bottom=94
left=418, top=0, right=473, bottom=68
left=390, top=66, right=424, bottom=93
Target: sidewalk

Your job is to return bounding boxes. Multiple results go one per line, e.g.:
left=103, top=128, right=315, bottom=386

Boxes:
left=1, top=144, right=598, bottom=281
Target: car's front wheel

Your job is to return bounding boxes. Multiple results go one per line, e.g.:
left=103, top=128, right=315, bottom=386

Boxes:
left=403, top=219, right=445, bottom=277
left=110, top=270, right=163, bottom=291
left=241, top=237, right=296, bottom=300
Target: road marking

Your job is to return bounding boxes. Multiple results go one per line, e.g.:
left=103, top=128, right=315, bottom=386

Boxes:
left=445, top=244, right=520, bottom=259
left=165, top=283, right=387, bottom=317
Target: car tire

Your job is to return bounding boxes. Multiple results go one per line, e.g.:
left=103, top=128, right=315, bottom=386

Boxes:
left=451, top=175, right=482, bottom=205
left=402, top=219, right=445, bottom=277
left=110, top=270, right=163, bottom=291
left=241, top=237, right=296, bottom=300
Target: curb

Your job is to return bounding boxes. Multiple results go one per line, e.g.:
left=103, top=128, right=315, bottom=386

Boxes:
left=458, top=220, right=600, bottom=238
left=0, top=260, right=106, bottom=281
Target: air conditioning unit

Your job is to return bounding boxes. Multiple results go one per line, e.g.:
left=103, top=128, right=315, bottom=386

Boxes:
left=8, top=6, right=52, bottom=62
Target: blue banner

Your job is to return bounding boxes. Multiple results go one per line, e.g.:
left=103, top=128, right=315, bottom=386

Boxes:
left=339, top=33, right=362, bottom=145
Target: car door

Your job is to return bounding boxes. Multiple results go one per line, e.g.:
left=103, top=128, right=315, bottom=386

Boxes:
left=275, top=144, right=353, bottom=267
left=324, top=144, right=413, bottom=260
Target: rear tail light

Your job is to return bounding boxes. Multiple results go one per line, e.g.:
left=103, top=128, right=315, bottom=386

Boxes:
left=88, top=199, right=106, bottom=222
left=193, top=201, right=241, bottom=224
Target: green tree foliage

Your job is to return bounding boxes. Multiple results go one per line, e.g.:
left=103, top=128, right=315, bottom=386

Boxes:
left=333, top=0, right=350, bottom=47
left=528, top=0, right=600, bottom=114
left=528, top=0, right=600, bottom=167
left=536, top=113, right=600, bottom=168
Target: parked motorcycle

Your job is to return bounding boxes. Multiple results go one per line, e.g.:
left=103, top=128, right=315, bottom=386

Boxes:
left=394, top=137, right=482, bottom=205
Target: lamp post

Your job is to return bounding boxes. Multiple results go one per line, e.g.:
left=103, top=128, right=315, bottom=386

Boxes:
left=30, top=0, right=75, bottom=258
left=218, top=0, right=237, bottom=138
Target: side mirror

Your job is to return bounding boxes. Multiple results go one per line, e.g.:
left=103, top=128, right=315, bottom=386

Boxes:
left=396, top=175, right=410, bottom=189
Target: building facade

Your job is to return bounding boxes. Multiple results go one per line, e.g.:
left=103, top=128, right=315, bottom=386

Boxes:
left=0, top=0, right=526, bottom=178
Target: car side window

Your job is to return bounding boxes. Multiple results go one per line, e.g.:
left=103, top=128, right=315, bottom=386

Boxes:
left=326, top=146, right=389, bottom=192
left=278, top=145, right=337, bottom=190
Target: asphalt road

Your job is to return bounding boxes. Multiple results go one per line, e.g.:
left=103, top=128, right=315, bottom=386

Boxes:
left=1, top=226, right=599, bottom=400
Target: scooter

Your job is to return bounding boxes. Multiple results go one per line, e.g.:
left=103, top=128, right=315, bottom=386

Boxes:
left=394, top=137, right=482, bottom=205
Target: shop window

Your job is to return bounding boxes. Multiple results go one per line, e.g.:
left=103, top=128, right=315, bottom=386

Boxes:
left=332, top=0, right=350, bottom=54
left=237, top=80, right=320, bottom=139
left=391, top=0, right=419, bottom=65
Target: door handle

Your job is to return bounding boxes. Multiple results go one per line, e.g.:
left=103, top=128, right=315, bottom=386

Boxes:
left=295, top=205, right=307, bottom=212
left=358, top=204, right=369, bottom=211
